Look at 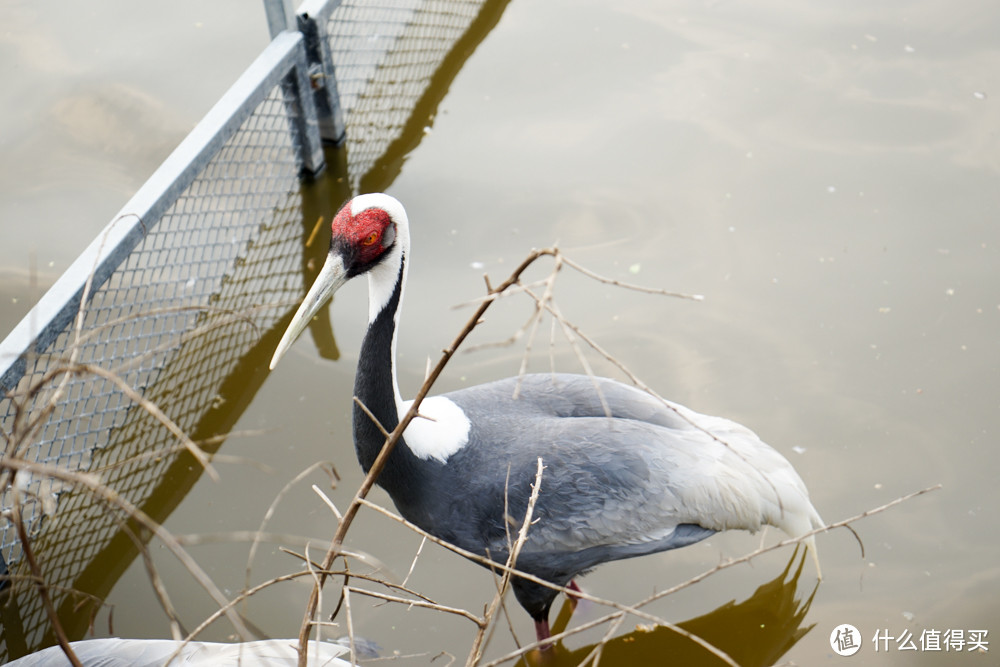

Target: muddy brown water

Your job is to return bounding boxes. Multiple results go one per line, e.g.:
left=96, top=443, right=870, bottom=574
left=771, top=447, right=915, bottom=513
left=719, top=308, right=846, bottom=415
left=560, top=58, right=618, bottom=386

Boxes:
left=2, top=1, right=999, bottom=665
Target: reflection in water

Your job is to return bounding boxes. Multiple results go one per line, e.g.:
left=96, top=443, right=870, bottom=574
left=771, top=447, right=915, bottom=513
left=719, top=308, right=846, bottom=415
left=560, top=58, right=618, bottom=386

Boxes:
left=292, top=147, right=353, bottom=362
left=354, top=0, right=513, bottom=195
left=520, top=550, right=816, bottom=667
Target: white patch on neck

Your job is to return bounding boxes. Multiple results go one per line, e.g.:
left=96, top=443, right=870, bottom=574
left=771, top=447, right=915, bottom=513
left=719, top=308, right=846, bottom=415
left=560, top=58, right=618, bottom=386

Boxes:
left=398, top=395, right=471, bottom=463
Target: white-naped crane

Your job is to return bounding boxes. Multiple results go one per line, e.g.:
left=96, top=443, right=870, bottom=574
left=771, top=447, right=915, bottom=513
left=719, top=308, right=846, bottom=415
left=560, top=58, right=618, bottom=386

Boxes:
left=269, top=193, right=823, bottom=645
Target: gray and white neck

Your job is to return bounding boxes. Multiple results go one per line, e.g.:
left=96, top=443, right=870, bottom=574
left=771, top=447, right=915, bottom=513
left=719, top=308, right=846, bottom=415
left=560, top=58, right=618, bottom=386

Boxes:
left=350, top=194, right=471, bottom=484
left=350, top=195, right=412, bottom=475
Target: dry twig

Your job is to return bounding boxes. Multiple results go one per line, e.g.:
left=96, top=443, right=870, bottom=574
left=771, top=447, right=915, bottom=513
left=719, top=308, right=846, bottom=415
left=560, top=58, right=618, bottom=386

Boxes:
left=466, top=458, right=545, bottom=665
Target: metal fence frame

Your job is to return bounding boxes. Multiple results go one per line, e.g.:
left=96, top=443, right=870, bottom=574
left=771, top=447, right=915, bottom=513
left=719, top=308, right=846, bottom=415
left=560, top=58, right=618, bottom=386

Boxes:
left=0, top=0, right=509, bottom=662
left=0, top=25, right=316, bottom=659
left=0, top=0, right=513, bottom=398
left=0, top=29, right=323, bottom=395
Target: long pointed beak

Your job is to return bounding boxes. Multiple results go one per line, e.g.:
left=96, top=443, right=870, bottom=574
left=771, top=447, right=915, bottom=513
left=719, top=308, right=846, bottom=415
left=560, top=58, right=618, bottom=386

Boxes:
left=269, top=252, right=348, bottom=370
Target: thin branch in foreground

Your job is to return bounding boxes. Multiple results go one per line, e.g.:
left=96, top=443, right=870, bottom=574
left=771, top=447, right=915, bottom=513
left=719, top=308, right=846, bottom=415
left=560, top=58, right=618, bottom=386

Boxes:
left=579, top=614, right=626, bottom=667
left=346, top=586, right=482, bottom=626
left=0, top=457, right=251, bottom=641
left=343, top=586, right=356, bottom=667
left=10, top=488, right=82, bottom=667
left=467, top=458, right=545, bottom=665
left=459, top=250, right=773, bottom=511
left=625, top=483, right=943, bottom=613
left=313, top=484, right=344, bottom=521
left=120, top=512, right=185, bottom=641
left=245, top=461, right=336, bottom=594
left=356, top=495, right=738, bottom=667
left=560, top=255, right=704, bottom=301
left=402, top=536, right=427, bottom=588
left=11, top=362, right=219, bottom=482
left=521, top=282, right=787, bottom=515
left=355, top=480, right=938, bottom=667
left=352, top=396, right=391, bottom=439
left=512, top=259, right=560, bottom=400
left=279, top=551, right=440, bottom=607
left=183, top=570, right=327, bottom=643
left=457, top=287, right=545, bottom=354
left=483, top=484, right=943, bottom=666
left=9, top=215, right=125, bottom=472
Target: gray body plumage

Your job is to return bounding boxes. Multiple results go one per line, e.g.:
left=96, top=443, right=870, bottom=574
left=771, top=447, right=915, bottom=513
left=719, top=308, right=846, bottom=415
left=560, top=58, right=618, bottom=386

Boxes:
left=392, top=373, right=820, bottom=617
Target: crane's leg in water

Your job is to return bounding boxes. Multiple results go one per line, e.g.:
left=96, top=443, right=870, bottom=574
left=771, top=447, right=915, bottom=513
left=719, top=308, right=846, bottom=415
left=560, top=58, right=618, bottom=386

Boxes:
left=534, top=618, right=552, bottom=649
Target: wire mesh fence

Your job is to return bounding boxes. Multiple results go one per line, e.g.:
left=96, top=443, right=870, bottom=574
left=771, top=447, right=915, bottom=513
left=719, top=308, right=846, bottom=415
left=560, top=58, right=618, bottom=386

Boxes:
left=0, top=0, right=505, bottom=659
left=323, top=0, right=489, bottom=188
left=0, top=71, right=309, bottom=663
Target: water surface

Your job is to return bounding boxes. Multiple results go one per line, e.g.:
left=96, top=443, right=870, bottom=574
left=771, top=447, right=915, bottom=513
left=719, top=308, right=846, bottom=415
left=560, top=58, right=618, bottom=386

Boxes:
left=2, top=1, right=999, bottom=665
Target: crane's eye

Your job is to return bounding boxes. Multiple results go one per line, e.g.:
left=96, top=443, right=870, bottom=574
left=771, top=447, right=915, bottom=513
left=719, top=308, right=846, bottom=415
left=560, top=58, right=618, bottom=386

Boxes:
left=362, top=231, right=379, bottom=246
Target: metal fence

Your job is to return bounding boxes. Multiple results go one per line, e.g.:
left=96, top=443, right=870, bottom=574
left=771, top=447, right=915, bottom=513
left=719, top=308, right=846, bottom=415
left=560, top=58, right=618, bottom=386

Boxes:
left=0, top=0, right=508, bottom=659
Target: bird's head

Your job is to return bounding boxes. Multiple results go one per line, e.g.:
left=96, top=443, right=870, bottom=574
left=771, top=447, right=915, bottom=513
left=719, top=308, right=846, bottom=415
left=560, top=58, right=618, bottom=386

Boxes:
left=269, top=193, right=408, bottom=370
left=331, top=193, right=404, bottom=279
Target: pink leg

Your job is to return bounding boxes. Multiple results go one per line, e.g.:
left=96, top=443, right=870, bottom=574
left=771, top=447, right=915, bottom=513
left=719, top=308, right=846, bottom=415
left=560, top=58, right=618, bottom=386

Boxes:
left=534, top=618, right=553, bottom=650
left=566, top=579, right=583, bottom=612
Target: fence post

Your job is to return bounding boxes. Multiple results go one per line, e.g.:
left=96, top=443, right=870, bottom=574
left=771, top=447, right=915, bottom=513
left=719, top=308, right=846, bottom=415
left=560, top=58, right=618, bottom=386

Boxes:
left=264, top=0, right=327, bottom=176
left=264, top=0, right=296, bottom=38
left=297, top=12, right=347, bottom=146
left=280, top=37, right=327, bottom=176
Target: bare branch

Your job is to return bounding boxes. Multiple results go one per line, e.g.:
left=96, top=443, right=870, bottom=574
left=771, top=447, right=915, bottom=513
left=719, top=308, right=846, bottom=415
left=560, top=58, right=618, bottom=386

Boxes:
left=246, top=461, right=335, bottom=593
left=347, top=586, right=482, bottom=625
left=10, top=487, right=83, bottom=667
left=627, top=483, right=942, bottom=612
left=312, top=484, right=344, bottom=521
left=560, top=255, right=704, bottom=301
left=402, top=536, right=427, bottom=588
left=467, top=458, right=545, bottom=664
left=0, top=457, right=250, bottom=640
